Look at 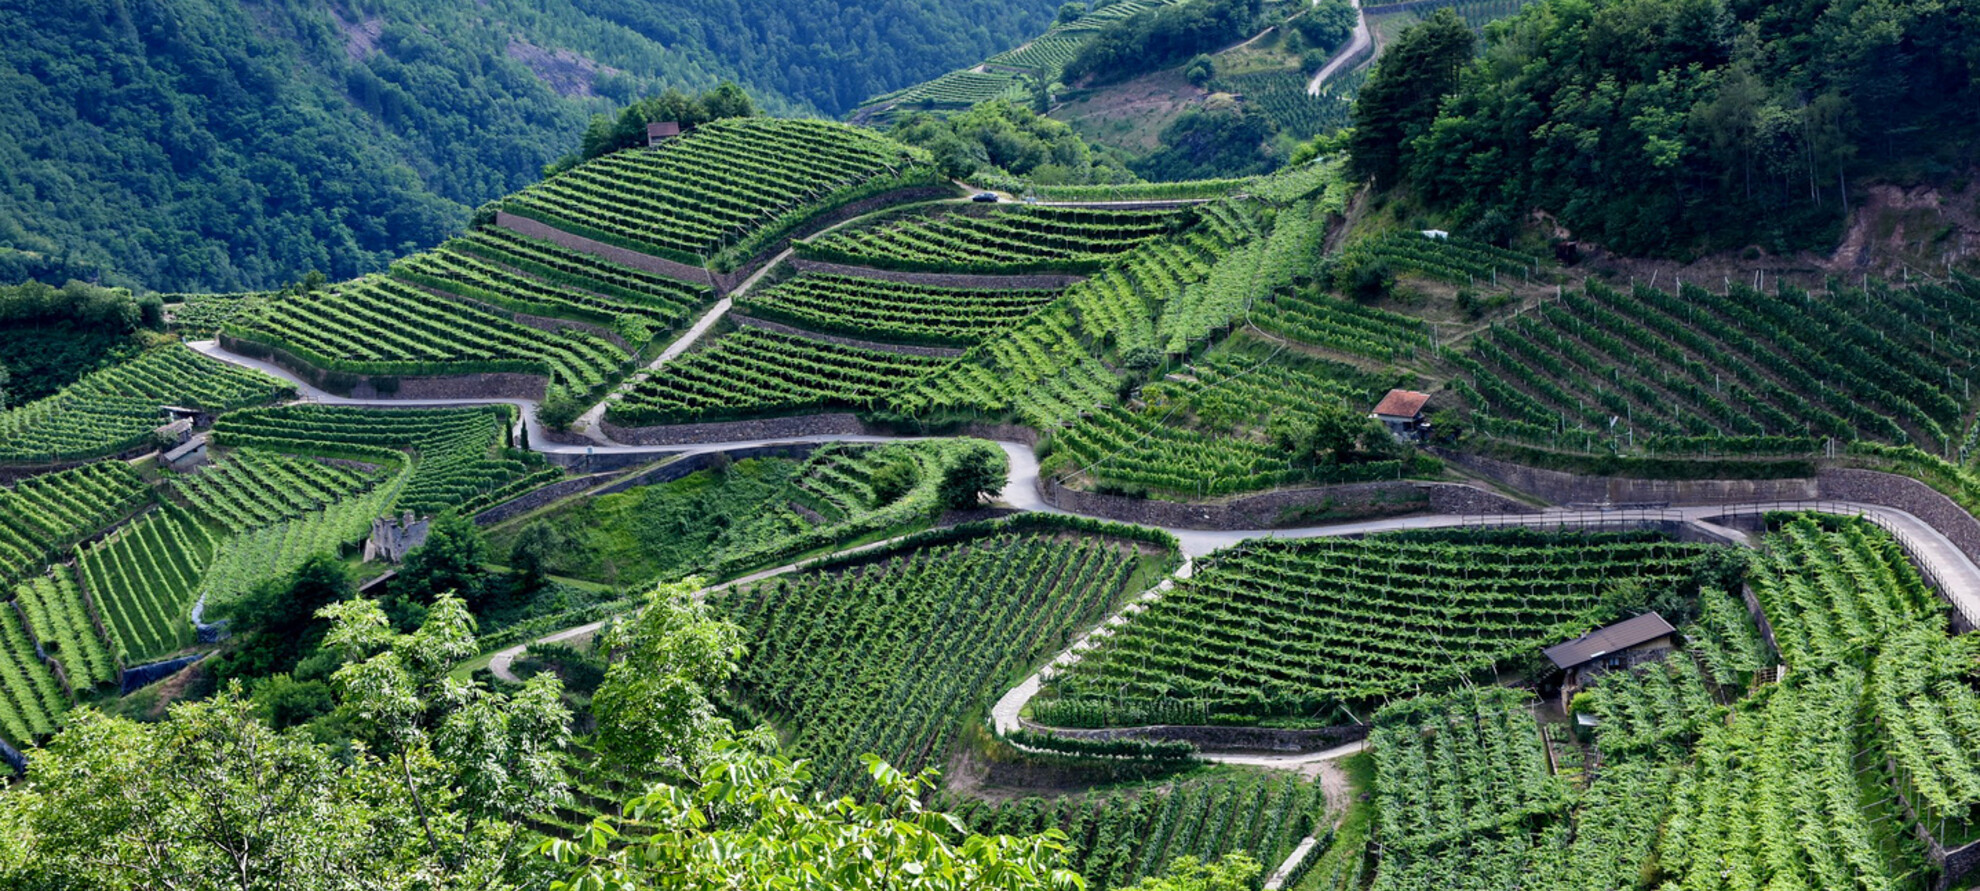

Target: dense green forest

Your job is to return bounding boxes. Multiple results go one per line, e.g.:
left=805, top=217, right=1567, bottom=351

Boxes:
left=1353, top=0, right=1980, bottom=255
left=0, top=281, right=157, bottom=406
left=0, top=0, right=1063, bottom=292
left=1063, top=0, right=1265, bottom=85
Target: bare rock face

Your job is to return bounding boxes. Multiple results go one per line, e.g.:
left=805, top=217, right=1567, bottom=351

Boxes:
left=505, top=39, right=615, bottom=98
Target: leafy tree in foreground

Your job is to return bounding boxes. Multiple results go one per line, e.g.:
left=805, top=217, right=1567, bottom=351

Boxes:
left=394, top=512, right=493, bottom=610
left=591, top=578, right=746, bottom=779
left=544, top=746, right=1085, bottom=891
left=0, top=591, right=572, bottom=891
left=1126, top=853, right=1261, bottom=891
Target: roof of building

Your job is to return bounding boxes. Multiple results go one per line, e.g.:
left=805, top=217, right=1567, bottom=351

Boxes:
left=162, top=433, right=206, bottom=462
left=1543, top=612, right=1676, bottom=670
left=647, top=121, right=681, bottom=138
left=1371, top=389, right=1432, bottom=419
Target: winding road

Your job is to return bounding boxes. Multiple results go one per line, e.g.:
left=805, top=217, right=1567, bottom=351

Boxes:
left=1308, top=0, right=1371, bottom=94
left=187, top=330, right=1980, bottom=889
left=187, top=335, right=1980, bottom=673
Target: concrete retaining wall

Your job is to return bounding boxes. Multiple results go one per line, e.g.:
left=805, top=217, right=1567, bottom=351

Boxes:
left=1017, top=718, right=1368, bottom=754
left=788, top=257, right=1085, bottom=290
left=602, top=413, right=875, bottom=446
left=729, top=314, right=966, bottom=358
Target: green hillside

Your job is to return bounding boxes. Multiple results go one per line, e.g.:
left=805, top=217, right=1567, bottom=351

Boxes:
left=0, top=0, right=1065, bottom=292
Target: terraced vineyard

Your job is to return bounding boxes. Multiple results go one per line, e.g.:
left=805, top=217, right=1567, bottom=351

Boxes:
left=229, top=276, right=631, bottom=400
left=1345, top=517, right=1946, bottom=889
left=12, top=566, right=118, bottom=688
left=1251, top=287, right=1431, bottom=361
left=895, top=213, right=1259, bottom=427
left=1453, top=278, right=1978, bottom=455
left=0, top=344, right=288, bottom=464
left=738, top=273, right=1059, bottom=346
left=1348, top=230, right=1544, bottom=288
left=608, top=328, right=948, bottom=426
left=212, top=405, right=555, bottom=517
left=1044, top=346, right=1401, bottom=498
left=1035, top=529, right=1718, bottom=726
left=174, top=450, right=383, bottom=533
left=77, top=505, right=218, bottom=663
left=952, top=774, right=1322, bottom=891
left=195, top=467, right=408, bottom=618
left=1216, top=69, right=1357, bottom=140
left=1366, top=687, right=1570, bottom=890
left=985, top=33, right=1083, bottom=74
left=503, top=118, right=937, bottom=270
left=896, top=303, right=1120, bottom=428
left=394, top=240, right=705, bottom=335
left=0, top=462, right=150, bottom=585
left=724, top=528, right=1151, bottom=794
left=164, top=291, right=271, bottom=338
left=801, top=206, right=1182, bottom=274
left=450, top=227, right=714, bottom=321
left=872, top=69, right=1029, bottom=111
left=0, top=606, right=67, bottom=750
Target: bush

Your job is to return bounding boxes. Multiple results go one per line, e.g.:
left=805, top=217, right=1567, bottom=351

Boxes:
left=938, top=441, right=1009, bottom=510
left=869, top=459, right=919, bottom=507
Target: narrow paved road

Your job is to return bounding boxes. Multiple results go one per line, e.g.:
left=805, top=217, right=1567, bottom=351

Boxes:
left=1308, top=0, right=1370, bottom=94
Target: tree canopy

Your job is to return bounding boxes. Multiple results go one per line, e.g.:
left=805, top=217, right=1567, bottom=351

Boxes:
left=1357, top=0, right=1980, bottom=255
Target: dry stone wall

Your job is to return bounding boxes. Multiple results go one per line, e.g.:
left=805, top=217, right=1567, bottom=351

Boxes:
left=1818, top=468, right=1980, bottom=566
left=1016, top=718, right=1369, bottom=753
left=1438, top=450, right=1819, bottom=505
left=729, top=314, right=966, bottom=358
left=787, top=257, right=1085, bottom=290
left=602, top=413, right=875, bottom=446
left=218, top=332, right=549, bottom=400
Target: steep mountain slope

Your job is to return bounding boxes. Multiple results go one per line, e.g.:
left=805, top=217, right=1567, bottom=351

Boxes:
left=0, top=0, right=1060, bottom=292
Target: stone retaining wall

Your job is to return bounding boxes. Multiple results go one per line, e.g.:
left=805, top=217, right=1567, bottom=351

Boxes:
left=410, top=282, right=628, bottom=349
left=1017, top=718, right=1368, bottom=754
left=1037, top=475, right=1442, bottom=529
left=1422, top=482, right=1540, bottom=514
left=787, top=257, right=1085, bottom=290
left=590, top=444, right=826, bottom=496
left=474, top=474, right=612, bottom=526
left=540, top=450, right=678, bottom=472
left=1438, top=449, right=1819, bottom=505
left=720, top=185, right=961, bottom=292
left=496, top=211, right=719, bottom=291
left=0, top=446, right=157, bottom=483
left=602, top=413, right=875, bottom=446
left=729, top=314, right=966, bottom=358
left=1818, top=468, right=1980, bottom=567
left=219, top=332, right=549, bottom=400
left=122, top=653, right=206, bottom=695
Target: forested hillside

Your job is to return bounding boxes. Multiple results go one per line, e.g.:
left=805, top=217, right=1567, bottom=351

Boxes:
left=0, top=0, right=1061, bottom=292
left=1353, top=0, right=1980, bottom=255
